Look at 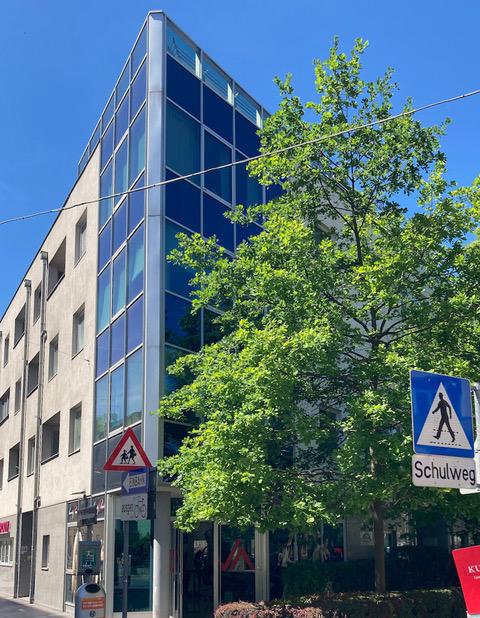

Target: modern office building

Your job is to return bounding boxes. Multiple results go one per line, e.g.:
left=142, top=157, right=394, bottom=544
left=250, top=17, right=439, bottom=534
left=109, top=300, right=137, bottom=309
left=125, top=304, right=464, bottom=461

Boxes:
left=0, top=10, right=440, bottom=618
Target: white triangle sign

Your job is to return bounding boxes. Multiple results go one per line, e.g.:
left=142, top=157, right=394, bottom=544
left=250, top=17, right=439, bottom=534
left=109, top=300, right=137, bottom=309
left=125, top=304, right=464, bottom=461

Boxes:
left=417, top=382, right=471, bottom=450
left=103, top=427, right=152, bottom=471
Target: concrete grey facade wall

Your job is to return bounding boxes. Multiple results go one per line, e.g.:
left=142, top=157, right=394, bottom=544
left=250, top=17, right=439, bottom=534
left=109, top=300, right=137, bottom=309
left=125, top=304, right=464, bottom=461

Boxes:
left=34, top=503, right=66, bottom=610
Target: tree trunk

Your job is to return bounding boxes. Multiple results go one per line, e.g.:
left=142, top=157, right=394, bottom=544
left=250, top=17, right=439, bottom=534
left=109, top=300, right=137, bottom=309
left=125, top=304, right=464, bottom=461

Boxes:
left=372, top=499, right=386, bottom=593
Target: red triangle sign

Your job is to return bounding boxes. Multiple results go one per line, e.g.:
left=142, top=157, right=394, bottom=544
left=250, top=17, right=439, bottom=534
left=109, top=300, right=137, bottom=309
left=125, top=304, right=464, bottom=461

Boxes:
left=103, top=428, right=152, bottom=471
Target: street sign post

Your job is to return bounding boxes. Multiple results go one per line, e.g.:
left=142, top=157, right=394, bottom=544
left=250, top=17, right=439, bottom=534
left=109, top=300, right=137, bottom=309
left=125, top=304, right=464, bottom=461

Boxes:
left=411, top=370, right=474, bottom=458
left=77, top=540, right=102, bottom=576
left=77, top=505, right=97, bottom=528
left=412, top=454, right=476, bottom=489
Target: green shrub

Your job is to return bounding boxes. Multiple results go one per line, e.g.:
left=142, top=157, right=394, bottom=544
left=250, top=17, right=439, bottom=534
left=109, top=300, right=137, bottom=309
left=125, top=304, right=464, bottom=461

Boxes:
left=215, top=589, right=465, bottom=618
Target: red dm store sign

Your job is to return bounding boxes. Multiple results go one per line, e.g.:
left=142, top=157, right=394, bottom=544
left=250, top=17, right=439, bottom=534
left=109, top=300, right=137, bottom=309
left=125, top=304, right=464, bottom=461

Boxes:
left=453, top=545, right=480, bottom=615
left=0, top=522, right=10, bottom=534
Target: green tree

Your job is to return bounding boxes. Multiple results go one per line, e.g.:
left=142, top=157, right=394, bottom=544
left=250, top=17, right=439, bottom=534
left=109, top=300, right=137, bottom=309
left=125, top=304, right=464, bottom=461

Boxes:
left=157, top=38, right=480, bottom=593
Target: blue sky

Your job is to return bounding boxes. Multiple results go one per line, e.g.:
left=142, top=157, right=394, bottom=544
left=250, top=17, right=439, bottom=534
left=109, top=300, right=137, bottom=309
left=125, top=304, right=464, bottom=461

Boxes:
left=1, top=1, right=479, bottom=314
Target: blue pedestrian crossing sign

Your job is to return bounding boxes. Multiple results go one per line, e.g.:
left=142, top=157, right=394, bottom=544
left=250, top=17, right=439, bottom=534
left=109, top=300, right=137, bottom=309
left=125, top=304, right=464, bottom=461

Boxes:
left=410, top=370, right=474, bottom=458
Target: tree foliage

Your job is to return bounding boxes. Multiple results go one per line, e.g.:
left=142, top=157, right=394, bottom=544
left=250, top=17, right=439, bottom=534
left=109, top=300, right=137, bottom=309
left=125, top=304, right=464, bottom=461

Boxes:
left=156, top=38, right=480, bottom=588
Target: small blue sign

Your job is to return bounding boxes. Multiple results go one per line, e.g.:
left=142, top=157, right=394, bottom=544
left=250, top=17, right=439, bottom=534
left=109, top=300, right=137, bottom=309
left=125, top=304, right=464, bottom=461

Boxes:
left=122, top=468, right=148, bottom=496
left=411, top=370, right=474, bottom=458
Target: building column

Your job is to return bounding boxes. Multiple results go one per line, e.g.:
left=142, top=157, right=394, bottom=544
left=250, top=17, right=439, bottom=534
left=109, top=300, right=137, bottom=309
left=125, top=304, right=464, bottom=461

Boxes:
left=153, top=492, right=170, bottom=618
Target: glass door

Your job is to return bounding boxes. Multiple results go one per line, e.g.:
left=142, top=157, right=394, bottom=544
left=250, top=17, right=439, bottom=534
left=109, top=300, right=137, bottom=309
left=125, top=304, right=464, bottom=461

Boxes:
left=170, top=526, right=183, bottom=618
left=219, top=525, right=255, bottom=603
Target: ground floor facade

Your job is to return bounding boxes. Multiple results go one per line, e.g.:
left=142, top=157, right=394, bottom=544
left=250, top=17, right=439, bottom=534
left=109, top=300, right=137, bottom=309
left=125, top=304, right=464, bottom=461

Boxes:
left=0, top=488, right=453, bottom=618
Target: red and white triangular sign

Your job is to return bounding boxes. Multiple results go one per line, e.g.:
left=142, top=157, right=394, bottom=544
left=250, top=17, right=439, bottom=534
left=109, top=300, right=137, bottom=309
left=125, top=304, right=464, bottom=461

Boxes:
left=103, top=428, right=152, bottom=471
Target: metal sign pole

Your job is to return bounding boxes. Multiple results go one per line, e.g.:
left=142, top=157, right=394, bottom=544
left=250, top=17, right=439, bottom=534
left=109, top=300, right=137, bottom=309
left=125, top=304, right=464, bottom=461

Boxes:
left=122, top=520, right=129, bottom=618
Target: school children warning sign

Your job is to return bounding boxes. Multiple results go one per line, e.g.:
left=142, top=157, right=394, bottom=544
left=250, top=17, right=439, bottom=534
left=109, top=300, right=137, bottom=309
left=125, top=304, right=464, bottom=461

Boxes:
left=103, top=427, right=152, bottom=471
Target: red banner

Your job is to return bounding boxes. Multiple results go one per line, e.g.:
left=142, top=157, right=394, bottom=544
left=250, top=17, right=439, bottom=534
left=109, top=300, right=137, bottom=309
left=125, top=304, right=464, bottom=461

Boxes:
left=0, top=521, right=10, bottom=534
left=453, top=545, right=480, bottom=614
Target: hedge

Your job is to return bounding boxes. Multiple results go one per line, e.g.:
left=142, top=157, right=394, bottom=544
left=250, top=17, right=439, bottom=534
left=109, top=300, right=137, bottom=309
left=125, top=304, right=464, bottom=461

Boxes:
left=215, top=589, right=466, bottom=618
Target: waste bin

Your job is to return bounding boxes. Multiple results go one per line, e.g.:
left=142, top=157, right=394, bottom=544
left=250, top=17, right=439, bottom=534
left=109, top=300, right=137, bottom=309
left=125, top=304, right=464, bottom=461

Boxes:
left=75, top=582, right=106, bottom=618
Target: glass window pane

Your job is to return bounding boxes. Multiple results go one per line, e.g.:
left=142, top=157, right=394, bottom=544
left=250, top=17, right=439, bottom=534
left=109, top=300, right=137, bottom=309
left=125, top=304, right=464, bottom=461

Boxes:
left=114, top=138, right=128, bottom=205
left=95, top=376, right=108, bottom=441
left=97, top=266, right=111, bottom=333
left=164, top=421, right=191, bottom=457
left=165, top=221, right=195, bottom=297
left=107, top=434, right=123, bottom=490
left=203, top=194, right=234, bottom=251
left=166, top=102, right=200, bottom=185
left=127, top=226, right=144, bottom=302
left=110, top=365, right=125, bottom=432
left=165, top=293, right=200, bottom=351
left=235, top=86, right=260, bottom=126
left=112, top=250, right=126, bottom=316
left=236, top=223, right=262, bottom=246
left=113, top=201, right=127, bottom=254
left=167, top=55, right=200, bottom=119
left=132, top=26, right=147, bottom=75
left=235, top=111, right=260, bottom=157
left=100, top=161, right=114, bottom=228
left=116, top=62, right=130, bottom=105
left=204, top=132, right=232, bottom=202
left=129, top=108, right=146, bottom=186
left=129, top=175, right=145, bottom=233
left=126, top=349, right=143, bottom=426
left=92, top=441, right=106, bottom=493
left=111, top=314, right=125, bottom=366
left=204, top=309, right=222, bottom=346
left=101, top=121, right=114, bottom=170
left=115, top=95, right=129, bottom=146
left=203, top=58, right=231, bottom=102
left=167, top=25, right=198, bottom=74
left=131, top=62, right=146, bottom=120
left=102, top=95, right=114, bottom=133
left=164, top=345, right=189, bottom=394
left=236, top=151, right=263, bottom=207
left=165, top=169, right=200, bottom=232
left=96, top=329, right=110, bottom=377
left=203, top=86, right=233, bottom=143
left=98, top=221, right=111, bottom=272
left=90, top=121, right=101, bottom=152
left=127, top=296, right=143, bottom=353
left=266, top=184, right=284, bottom=201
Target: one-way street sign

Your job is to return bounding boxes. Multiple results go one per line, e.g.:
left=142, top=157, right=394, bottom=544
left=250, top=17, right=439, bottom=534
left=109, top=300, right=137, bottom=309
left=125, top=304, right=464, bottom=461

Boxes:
left=410, top=370, right=474, bottom=458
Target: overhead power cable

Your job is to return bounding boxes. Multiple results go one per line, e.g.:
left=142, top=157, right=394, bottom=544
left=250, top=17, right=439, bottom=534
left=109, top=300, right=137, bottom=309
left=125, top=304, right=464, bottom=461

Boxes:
left=1, top=87, right=480, bottom=228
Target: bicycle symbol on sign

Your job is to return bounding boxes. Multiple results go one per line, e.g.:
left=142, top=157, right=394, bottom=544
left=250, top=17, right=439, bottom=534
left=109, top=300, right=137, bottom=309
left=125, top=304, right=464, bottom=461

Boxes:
left=133, top=496, right=147, bottom=519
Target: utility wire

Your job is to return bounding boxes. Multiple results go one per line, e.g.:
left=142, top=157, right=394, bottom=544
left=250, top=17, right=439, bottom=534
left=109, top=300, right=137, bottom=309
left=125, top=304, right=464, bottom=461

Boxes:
left=1, top=87, right=480, bottom=228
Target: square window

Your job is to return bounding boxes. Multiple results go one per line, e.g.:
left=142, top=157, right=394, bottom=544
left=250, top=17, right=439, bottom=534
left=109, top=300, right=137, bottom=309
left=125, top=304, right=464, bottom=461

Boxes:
left=14, top=305, right=26, bottom=346
left=167, top=55, right=200, bottom=119
left=96, top=329, right=110, bottom=377
left=0, top=389, right=10, bottom=423
left=115, top=95, right=129, bottom=147
left=69, top=404, right=82, bottom=454
left=41, top=413, right=60, bottom=462
left=127, top=226, right=144, bottom=302
left=33, top=284, right=42, bottom=323
left=75, top=211, right=87, bottom=263
left=98, top=221, right=112, bottom=272
left=126, top=349, right=143, bottom=426
left=95, top=377, right=109, bottom=441
left=203, top=85, right=233, bottom=143
left=128, top=175, right=145, bottom=233
left=203, top=194, right=234, bottom=252
left=113, top=201, right=127, bottom=254
left=166, top=102, right=200, bottom=185
left=110, top=365, right=125, bottom=433
left=48, top=239, right=66, bottom=296
left=97, top=266, right=111, bottom=334
left=129, top=108, right=146, bottom=186
left=48, top=336, right=59, bottom=379
left=131, top=61, right=146, bottom=121
left=27, top=353, right=39, bottom=395
left=114, top=138, right=129, bottom=206
left=3, top=335, right=9, bottom=366
left=165, top=293, right=200, bottom=351
left=204, top=132, right=232, bottom=202
left=14, top=379, right=21, bottom=414
left=73, top=306, right=85, bottom=356
left=165, top=169, right=201, bottom=232
left=111, top=314, right=126, bottom=366
left=127, top=296, right=143, bottom=353
left=27, top=436, right=35, bottom=476
left=41, top=535, right=50, bottom=569
left=8, top=443, right=19, bottom=480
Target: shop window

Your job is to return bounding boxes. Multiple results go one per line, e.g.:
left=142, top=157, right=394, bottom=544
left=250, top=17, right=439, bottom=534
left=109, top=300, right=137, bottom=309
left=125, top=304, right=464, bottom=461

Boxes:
left=69, top=404, right=82, bottom=454
left=114, top=138, right=129, bottom=205
left=132, top=26, right=147, bottom=75
left=167, top=55, right=200, bottom=119
left=165, top=169, right=201, bottom=232
left=48, top=335, right=59, bottom=379
left=96, top=329, right=110, bottom=377
left=0, top=389, right=9, bottom=423
left=14, top=305, right=26, bottom=346
left=41, top=535, right=50, bottom=569
left=129, top=108, right=146, bottom=185
left=97, top=266, right=111, bottom=334
left=111, top=314, right=126, bottom=366
left=115, top=94, right=129, bottom=147
left=112, top=250, right=127, bottom=316
left=48, top=239, right=66, bottom=296
left=128, top=175, right=145, bottom=233
left=235, top=110, right=261, bottom=157
left=33, top=283, right=42, bottom=323
left=131, top=61, right=146, bottom=121
left=204, top=132, right=232, bottom=202
left=127, top=296, right=143, bottom=353
left=127, top=225, right=144, bottom=302
left=27, top=353, right=39, bottom=395
left=113, top=201, right=127, bottom=254
left=126, top=349, right=143, bottom=426
left=27, top=436, right=35, bottom=476
left=8, top=443, right=20, bottom=480
left=41, top=413, right=60, bottom=462
left=14, top=379, right=21, bottom=414
left=95, top=376, right=109, bottom=441
left=72, top=305, right=85, bottom=356
left=101, top=120, right=114, bottom=170
left=165, top=293, right=200, bottom=351
left=166, top=101, right=200, bottom=185
left=100, top=161, right=114, bottom=228
left=165, top=221, right=195, bottom=298
left=203, top=194, right=234, bottom=252
left=203, top=85, right=233, bottom=143
left=75, top=211, right=87, bottom=263
left=0, top=538, right=13, bottom=565
left=110, top=364, right=125, bottom=432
